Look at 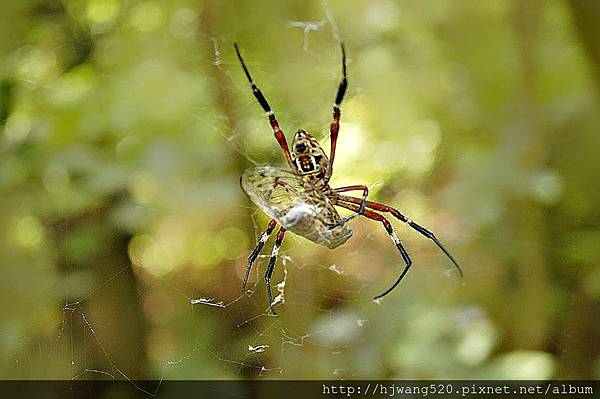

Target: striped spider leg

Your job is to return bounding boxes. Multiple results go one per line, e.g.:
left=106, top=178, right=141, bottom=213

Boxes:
left=234, top=43, right=295, bottom=172
left=330, top=185, right=369, bottom=223
left=264, top=227, right=286, bottom=316
left=243, top=219, right=277, bottom=290
left=324, top=44, right=347, bottom=184
left=243, top=219, right=286, bottom=316
left=334, top=195, right=463, bottom=299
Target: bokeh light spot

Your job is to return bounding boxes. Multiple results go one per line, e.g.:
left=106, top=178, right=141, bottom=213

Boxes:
left=129, top=234, right=177, bottom=276
left=4, top=112, right=32, bottom=144
left=490, top=351, right=555, bottom=379
left=367, top=1, right=400, bottom=32
left=404, top=119, right=442, bottom=175
left=531, top=169, right=563, bottom=205
left=142, top=241, right=177, bottom=276
left=14, top=216, right=45, bottom=250
left=49, top=67, right=93, bottom=106
left=43, top=164, right=70, bottom=194
left=130, top=172, right=159, bottom=204
left=218, top=228, right=249, bottom=260
left=130, top=2, right=164, bottom=32
left=190, top=234, right=225, bottom=269
left=128, top=234, right=153, bottom=266
left=169, top=8, right=198, bottom=39
left=457, top=319, right=498, bottom=366
left=87, top=0, right=120, bottom=24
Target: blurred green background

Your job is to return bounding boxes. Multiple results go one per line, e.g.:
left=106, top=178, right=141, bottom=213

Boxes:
left=1, top=0, right=600, bottom=382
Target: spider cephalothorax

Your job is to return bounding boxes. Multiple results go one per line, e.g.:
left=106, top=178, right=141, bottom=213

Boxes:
left=234, top=43, right=463, bottom=316
left=290, top=129, right=329, bottom=180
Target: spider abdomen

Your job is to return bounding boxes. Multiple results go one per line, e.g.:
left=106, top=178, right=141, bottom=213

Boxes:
left=281, top=202, right=352, bottom=249
left=241, top=166, right=352, bottom=249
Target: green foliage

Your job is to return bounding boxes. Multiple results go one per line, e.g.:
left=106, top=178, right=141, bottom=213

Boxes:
left=1, top=0, right=599, bottom=380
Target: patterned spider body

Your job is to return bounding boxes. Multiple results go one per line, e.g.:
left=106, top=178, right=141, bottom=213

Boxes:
left=234, top=43, right=463, bottom=316
left=241, top=166, right=351, bottom=249
left=290, top=129, right=329, bottom=182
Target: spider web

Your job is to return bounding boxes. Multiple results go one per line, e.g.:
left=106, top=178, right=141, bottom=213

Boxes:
left=0, top=0, right=583, bottom=395
left=1, top=21, right=460, bottom=389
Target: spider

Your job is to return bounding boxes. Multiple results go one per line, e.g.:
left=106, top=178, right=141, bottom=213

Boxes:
left=234, top=43, right=463, bottom=315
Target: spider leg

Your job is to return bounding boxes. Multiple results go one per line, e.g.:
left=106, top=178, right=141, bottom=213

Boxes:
left=336, top=201, right=412, bottom=299
left=332, top=185, right=369, bottom=221
left=274, top=177, right=301, bottom=196
left=336, top=194, right=463, bottom=278
left=244, top=219, right=278, bottom=290
left=233, top=44, right=295, bottom=170
left=265, top=227, right=286, bottom=316
left=324, top=44, right=347, bottom=183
